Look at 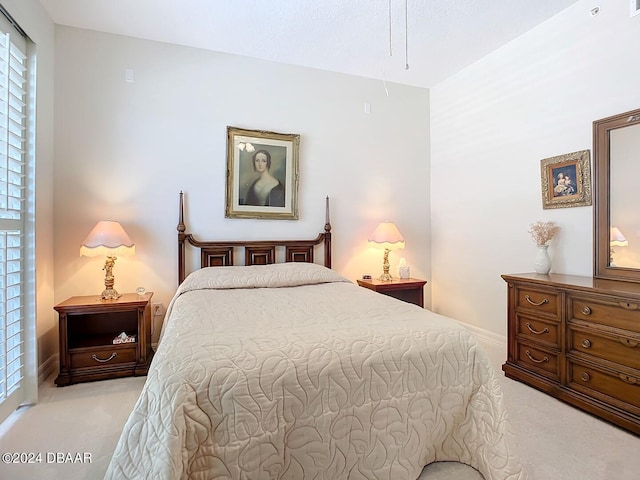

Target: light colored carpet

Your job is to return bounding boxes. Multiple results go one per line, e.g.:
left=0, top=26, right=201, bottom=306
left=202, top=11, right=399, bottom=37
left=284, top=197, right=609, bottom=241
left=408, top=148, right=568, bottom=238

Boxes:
left=1, top=342, right=639, bottom=480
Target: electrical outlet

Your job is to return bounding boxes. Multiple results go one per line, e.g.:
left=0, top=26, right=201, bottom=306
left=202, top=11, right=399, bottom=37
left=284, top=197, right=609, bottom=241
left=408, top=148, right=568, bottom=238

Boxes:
left=152, top=302, right=164, bottom=316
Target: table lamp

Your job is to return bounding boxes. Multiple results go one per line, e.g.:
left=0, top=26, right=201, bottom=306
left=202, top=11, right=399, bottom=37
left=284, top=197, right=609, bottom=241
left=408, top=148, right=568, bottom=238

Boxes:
left=610, top=226, right=628, bottom=266
left=368, top=222, right=405, bottom=281
left=80, top=220, right=135, bottom=300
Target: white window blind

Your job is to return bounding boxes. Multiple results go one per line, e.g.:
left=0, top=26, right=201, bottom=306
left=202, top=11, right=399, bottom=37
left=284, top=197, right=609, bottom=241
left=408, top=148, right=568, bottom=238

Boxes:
left=0, top=33, right=25, bottom=220
left=0, top=19, right=27, bottom=415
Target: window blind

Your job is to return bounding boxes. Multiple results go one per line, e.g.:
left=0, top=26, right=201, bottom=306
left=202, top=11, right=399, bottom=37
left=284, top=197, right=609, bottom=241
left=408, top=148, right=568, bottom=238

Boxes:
left=0, top=25, right=26, bottom=408
left=0, top=31, right=26, bottom=219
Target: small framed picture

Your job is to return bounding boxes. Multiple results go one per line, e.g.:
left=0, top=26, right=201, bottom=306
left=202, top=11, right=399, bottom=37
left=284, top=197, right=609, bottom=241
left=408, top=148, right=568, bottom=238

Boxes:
left=225, top=126, right=300, bottom=220
left=540, top=150, right=592, bottom=209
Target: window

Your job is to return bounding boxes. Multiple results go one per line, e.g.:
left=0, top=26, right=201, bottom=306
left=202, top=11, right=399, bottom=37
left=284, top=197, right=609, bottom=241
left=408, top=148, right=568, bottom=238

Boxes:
left=0, top=8, right=29, bottom=424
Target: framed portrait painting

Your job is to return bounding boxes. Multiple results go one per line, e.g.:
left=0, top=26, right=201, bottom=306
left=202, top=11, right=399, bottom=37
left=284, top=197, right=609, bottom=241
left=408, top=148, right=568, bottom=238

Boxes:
left=540, top=149, right=592, bottom=209
left=225, top=126, right=300, bottom=220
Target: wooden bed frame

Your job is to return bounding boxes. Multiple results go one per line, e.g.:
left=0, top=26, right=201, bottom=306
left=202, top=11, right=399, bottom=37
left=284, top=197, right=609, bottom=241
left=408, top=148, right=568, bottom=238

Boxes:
left=177, top=192, right=332, bottom=284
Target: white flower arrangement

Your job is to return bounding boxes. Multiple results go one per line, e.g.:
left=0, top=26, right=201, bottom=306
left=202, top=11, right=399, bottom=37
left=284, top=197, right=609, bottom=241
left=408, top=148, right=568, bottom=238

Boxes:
left=529, top=221, right=560, bottom=246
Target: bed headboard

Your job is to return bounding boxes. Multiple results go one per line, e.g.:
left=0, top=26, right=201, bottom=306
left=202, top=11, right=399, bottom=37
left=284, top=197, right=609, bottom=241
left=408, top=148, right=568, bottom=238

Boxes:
left=177, top=192, right=332, bottom=284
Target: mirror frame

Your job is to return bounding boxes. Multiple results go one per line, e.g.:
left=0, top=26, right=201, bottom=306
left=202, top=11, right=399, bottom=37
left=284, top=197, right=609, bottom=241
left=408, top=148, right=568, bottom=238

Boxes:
left=594, top=107, right=640, bottom=281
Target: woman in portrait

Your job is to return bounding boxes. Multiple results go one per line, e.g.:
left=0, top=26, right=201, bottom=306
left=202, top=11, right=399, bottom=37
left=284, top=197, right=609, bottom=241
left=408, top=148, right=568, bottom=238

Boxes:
left=244, top=149, right=285, bottom=207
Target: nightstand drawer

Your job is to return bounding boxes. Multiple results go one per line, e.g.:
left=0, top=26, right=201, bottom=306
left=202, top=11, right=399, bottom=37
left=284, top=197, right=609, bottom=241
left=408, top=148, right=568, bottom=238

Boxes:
left=514, top=285, right=560, bottom=318
left=568, top=324, right=640, bottom=370
left=70, top=345, right=137, bottom=369
left=516, top=313, right=560, bottom=348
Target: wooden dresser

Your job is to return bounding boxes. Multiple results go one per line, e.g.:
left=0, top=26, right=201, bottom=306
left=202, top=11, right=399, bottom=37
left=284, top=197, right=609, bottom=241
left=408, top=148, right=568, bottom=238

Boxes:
left=502, top=273, right=640, bottom=434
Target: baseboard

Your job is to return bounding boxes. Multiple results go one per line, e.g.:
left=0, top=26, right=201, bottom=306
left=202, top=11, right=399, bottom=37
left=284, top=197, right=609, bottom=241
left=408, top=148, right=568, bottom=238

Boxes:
left=38, top=354, right=58, bottom=384
left=458, top=321, right=507, bottom=368
left=461, top=321, right=505, bottom=348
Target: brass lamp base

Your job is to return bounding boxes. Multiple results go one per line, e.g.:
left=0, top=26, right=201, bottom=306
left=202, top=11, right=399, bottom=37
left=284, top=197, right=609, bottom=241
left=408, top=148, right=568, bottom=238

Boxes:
left=379, top=248, right=393, bottom=281
left=101, top=256, right=121, bottom=300
left=101, top=288, right=121, bottom=300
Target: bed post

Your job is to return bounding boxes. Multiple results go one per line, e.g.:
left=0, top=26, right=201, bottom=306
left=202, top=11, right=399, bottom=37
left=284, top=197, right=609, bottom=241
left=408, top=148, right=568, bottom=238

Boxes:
left=178, top=191, right=186, bottom=284
left=324, top=196, right=332, bottom=268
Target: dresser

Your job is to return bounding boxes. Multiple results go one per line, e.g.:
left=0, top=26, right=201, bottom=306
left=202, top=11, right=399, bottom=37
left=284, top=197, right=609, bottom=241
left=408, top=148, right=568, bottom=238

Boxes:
left=502, top=273, right=640, bottom=434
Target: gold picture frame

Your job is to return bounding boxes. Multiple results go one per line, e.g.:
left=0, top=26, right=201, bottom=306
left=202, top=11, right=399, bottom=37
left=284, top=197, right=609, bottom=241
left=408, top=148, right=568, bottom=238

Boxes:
left=225, top=126, right=300, bottom=220
left=540, top=149, right=592, bottom=209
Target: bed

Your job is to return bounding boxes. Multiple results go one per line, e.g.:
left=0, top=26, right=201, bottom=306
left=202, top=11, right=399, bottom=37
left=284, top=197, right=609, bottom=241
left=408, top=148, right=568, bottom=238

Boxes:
left=104, top=194, right=525, bottom=480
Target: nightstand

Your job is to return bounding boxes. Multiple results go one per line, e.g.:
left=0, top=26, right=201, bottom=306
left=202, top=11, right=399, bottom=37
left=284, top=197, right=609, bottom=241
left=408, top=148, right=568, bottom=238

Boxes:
left=357, top=278, right=427, bottom=307
left=54, top=292, right=154, bottom=386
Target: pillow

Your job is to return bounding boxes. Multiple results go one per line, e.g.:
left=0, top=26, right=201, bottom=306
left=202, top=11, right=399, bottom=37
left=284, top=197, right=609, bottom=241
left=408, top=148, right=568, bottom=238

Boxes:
left=177, top=262, right=350, bottom=294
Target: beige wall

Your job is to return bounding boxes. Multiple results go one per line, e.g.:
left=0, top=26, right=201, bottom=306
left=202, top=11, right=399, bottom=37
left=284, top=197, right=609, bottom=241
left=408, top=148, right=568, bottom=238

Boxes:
left=430, top=0, right=640, bottom=348
left=52, top=27, right=431, bottom=345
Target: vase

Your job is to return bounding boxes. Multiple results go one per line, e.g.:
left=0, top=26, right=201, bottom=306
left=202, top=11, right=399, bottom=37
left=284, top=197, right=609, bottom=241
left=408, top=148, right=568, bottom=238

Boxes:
left=534, top=244, right=552, bottom=274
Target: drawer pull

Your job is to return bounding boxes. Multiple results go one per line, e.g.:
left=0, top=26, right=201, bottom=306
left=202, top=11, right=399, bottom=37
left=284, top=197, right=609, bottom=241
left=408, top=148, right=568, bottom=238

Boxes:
left=91, top=352, right=117, bottom=363
left=618, top=374, right=639, bottom=385
left=525, top=322, right=549, bottom=335
left=619, top=338, right=639, bottom=348
left=581, top=339, right=592, bottom=349
left=525, top=350, right=549, bottom=364
left=580, top=372, right=591, bottom=382
left=619, top=302, right=638, bottom=310
left=581, top=306, right=592, bottom=315
left=525, top=295, right=549, bottom=307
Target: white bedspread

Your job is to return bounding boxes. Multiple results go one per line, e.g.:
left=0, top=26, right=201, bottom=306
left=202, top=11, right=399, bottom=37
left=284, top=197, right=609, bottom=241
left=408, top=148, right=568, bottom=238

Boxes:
left=105, top=263, right=525, bottom=479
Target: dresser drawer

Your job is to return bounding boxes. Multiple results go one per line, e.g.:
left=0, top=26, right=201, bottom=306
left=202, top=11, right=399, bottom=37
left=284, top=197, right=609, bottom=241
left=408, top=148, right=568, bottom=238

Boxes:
left=515, top=285, right=560, bottom=318
left=516, top=313, right=560, bottom=348
left=515, top=341, right=559, bottom=381
left=570, top=296, right=640, bottom=333
left=568, top=324, right=640, bottom=370
left=70, top=345, right=137, bottom=369
left=569, top=359, right=640, bottom=412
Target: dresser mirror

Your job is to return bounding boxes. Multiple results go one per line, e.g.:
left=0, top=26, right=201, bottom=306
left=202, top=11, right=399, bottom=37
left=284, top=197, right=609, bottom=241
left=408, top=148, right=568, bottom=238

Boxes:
left=594, top=107, right=640, bottom=281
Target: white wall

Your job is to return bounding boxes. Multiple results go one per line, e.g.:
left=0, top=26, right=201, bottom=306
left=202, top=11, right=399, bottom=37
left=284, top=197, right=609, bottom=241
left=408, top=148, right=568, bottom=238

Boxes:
left=2, top=1, right=55, bottom=387
left=430, top=1, right=640, bottom=344
left=53, top=27, right=431, bottom=343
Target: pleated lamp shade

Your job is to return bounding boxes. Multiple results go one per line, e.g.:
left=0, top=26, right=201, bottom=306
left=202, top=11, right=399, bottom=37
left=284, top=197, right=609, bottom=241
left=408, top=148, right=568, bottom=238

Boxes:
left=80, top=220, right=135, bottom=257
left=368, top=222, right=405, bottom=250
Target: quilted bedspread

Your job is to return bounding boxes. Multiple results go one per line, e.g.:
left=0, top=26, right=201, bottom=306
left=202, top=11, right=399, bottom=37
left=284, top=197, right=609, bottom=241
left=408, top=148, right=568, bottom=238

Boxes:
left=105, top=263, right=525, bottom=480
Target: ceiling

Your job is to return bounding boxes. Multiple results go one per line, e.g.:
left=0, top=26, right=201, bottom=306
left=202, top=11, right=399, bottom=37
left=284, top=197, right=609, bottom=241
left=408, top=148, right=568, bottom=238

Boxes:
left=37, top=0, right=582, bottom=88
